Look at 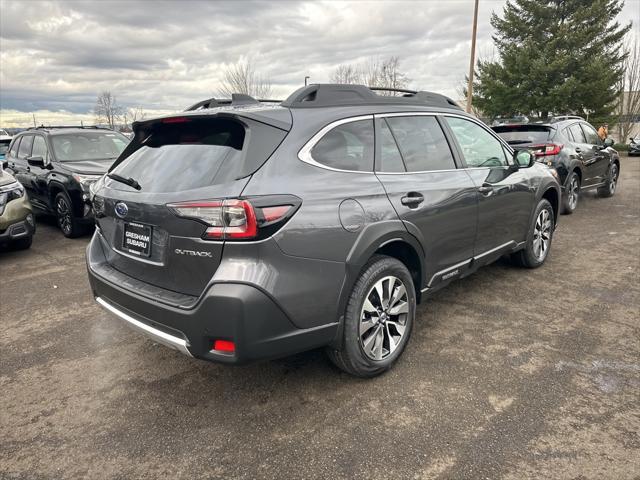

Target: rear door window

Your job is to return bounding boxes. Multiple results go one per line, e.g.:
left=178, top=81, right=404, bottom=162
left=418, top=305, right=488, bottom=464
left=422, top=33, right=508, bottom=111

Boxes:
left=17, top=135, right=33, bottom=159
left=310, top=119, right=374, bottom=172
left=377, top=119, right=405, bottom=172
left=110, top=117, right=286, bottom=192
left=385, top=116, right=456, bottom=172
left=568, top=123, right=586, bottom=143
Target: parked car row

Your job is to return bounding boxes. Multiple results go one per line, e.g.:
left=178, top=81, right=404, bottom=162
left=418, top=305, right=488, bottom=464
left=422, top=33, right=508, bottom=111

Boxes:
left=491, top=116, right=620, bottom=214
left=0, top=85, right=624, bottom=378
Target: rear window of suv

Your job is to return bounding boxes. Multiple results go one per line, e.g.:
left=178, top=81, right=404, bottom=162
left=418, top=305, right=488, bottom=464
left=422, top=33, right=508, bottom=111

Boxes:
left=110, top=116, right=286, bottom=192
left=492, top=125, right=552, bottom=145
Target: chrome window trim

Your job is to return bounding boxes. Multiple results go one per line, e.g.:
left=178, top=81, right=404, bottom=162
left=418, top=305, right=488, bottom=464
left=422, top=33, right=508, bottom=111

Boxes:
left=297, top=111, right=516, bottom=175
left=298, top=115, right=375, bottom=174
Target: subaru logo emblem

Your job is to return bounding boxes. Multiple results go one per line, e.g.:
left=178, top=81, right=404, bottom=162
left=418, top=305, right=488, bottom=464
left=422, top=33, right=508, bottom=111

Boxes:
left=114, top=202, right=128, bottom=218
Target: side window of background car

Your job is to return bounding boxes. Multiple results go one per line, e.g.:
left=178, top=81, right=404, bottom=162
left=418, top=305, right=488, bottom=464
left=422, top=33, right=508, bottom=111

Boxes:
left=310, top=119, right=374, bottom=172
left=568, top=123, right=586, bottom=143
left=377, top=119, right=405, bottom=172
left=564, top=127, right=575, bottom=142
left=8, top=137, right=21, bottom=158
left=17, top=135, right=34, bottom=160
left=31, top=136, right=49, bottom=162
left=445, top=117, right=508, bottom=167
left=384, top=116, right=456, bottom=172
left=580, top=123, right=600, bottom=145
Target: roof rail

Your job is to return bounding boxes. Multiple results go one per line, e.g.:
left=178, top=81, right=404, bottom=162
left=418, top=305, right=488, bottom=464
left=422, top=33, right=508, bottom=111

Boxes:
left=281, top=84, right=462, bottom=110
left=550, top=115, right=584, bottom=123
left=27, top=125, right=111, bottom=130
left=184, top=94, right=283, bottom=111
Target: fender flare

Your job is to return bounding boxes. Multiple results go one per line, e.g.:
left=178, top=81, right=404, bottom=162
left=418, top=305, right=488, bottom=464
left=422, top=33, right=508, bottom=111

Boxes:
left=329, top=220, right=425, bottom=348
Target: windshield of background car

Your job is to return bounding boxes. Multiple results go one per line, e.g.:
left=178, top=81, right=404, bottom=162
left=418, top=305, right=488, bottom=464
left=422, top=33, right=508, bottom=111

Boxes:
left=492, top=125, right=552, bottom=144
left=51, top=132, right=129, bottom=161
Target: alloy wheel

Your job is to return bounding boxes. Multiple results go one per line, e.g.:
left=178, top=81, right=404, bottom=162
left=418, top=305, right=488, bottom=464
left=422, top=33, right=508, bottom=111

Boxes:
left=56, top=198, right=72, bottom=235
left=359, top=276, right=409, bottom=361
left=609, top=164, right=618, bottom=193
left=568, top=176, right=579, bottom=210
left=532, top=209, right=552, bottom=261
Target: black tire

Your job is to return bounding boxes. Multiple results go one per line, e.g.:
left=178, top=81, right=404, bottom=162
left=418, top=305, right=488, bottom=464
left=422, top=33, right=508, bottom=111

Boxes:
left=561, top=171, right=580, bottom=214
left=597, top=162, right=619, bottom=198
left=54, top=192, right=83, bottom=238
left=13, top=235, right=32, bottom=250
left=512, top=199, right=555, bottom=269
left=326, top=255, right=416, bottom=378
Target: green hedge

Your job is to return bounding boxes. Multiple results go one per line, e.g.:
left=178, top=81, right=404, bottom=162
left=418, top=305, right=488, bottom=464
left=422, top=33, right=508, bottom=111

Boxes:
left=613, top=143, right=629, bottom=151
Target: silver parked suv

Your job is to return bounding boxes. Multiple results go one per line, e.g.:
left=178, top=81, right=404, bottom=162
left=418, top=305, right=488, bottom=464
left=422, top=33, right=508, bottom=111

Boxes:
left=87, top=85, right=560, bottom=377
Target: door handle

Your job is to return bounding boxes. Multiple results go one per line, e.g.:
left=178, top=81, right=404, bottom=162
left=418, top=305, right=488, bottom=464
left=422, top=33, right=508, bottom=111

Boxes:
left=477, top=185, right=493, bottom=195
left=401, top=192, right=424, bottom=207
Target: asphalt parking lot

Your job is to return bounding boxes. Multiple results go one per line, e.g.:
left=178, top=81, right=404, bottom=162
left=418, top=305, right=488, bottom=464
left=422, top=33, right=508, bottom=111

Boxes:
left=1, top=156, right=638, bottom=480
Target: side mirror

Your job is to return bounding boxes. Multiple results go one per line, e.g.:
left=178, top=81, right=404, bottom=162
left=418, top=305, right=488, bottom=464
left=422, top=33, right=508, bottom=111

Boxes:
left=1, top=160, right=8, bottom=170
left=27, top=156, right=45, bottom=167
left=603, top=138, right=614, bottom=148
left=514, top=149, right=535, bottom=168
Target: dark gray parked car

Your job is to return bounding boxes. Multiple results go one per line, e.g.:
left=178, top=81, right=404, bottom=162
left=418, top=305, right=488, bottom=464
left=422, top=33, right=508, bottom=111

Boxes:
left=492, top=116, right=620, bottom=214
left=87, top=85, right=560, bottom=377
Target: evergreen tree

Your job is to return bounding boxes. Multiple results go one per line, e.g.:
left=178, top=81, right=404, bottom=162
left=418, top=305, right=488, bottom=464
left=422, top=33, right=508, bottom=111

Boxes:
left=473, top=0, right=631, bottom=122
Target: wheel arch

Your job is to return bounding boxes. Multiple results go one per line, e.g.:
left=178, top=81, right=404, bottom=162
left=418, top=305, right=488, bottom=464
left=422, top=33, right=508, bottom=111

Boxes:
left=541, top=186, right=560, bottom=223
left=329, top=222, right=425, bottom=348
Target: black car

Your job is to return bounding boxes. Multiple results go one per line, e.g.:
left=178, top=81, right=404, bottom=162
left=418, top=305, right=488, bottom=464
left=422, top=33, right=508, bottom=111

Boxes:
left=629, top=136, right=640, bottom=156
left=492, top=116, right=620, bottom=214
left=3, top=126, right=129, bottom=237
left=87, top=85, right=560, bottom=377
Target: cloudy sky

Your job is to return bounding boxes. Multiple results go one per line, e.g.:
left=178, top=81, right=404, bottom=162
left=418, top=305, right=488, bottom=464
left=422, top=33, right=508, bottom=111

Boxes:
left=1, top=0, right=638, bottom=127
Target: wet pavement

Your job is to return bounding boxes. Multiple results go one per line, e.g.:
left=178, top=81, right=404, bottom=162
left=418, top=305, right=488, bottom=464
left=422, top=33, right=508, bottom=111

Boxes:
left=1, top=156, right=638, bottom=479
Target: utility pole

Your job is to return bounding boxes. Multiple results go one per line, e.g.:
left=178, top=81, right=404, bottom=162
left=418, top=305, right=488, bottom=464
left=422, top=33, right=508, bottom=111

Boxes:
left=466, top=0, right=479, bottom=113
left=32, top=113, right=37, bottom=127
left=304, top=76, right=310, bottom=86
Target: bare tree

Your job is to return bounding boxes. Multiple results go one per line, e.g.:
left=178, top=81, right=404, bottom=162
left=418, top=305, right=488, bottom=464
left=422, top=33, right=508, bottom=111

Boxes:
left=331, top=64, right=361, bottom=84
left=617, top=38, right=640, bottom=142
left=121, top=106, right=146, bottom=130
left=94, top=91, right=123, bottom=129
left=217, top=60, right=272, bottom=99
left=330, top=56, right=409, bottom=94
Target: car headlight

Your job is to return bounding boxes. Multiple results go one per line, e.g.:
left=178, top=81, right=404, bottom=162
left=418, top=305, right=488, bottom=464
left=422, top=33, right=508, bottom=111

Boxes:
left=73, top=174, right=103, bottom=192
left=0, top=181, right=25, bottom=216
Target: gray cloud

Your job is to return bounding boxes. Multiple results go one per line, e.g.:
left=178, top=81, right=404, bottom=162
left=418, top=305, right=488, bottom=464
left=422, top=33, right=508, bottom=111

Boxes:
left=0, top=0, right=637, bottom=118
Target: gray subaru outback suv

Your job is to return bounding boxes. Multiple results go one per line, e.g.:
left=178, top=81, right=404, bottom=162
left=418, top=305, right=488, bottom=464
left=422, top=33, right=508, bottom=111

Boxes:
left=86, top=85, right=560, bottom=377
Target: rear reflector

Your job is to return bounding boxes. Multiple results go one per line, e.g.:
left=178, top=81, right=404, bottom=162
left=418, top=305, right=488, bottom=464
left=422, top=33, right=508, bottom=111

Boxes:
left=212, top=340, right=235, bottom=353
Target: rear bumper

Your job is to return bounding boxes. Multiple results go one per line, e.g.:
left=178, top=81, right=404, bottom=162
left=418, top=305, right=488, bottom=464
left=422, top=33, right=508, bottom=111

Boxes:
left=87, top=243, right=338, bottom=364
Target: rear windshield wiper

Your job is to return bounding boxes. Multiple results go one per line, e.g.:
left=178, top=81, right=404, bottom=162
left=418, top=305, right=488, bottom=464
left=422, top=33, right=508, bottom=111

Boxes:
left=507, top=140, right=533, bottom=145
left=107, top=173, right=141, bottom=190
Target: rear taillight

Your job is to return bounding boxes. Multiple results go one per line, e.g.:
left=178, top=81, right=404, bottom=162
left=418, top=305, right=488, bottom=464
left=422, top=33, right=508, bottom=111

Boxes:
left=167, top=198, right=294, bottom=241
left=530, top=143, right=563, bottom=156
